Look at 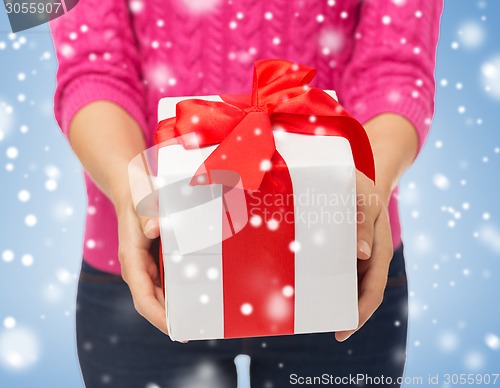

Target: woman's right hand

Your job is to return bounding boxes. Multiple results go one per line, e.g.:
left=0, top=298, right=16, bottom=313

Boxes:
left=66, top=101, right=169, bottom=334
left=116, top=198, right=168, bottom=334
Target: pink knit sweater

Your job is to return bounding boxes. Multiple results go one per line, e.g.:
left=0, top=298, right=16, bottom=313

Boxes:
left=49, top=0, right=443, bottom=275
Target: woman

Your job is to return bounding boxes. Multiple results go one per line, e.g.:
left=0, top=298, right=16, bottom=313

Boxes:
left=49, top=0, right=443, bottom=386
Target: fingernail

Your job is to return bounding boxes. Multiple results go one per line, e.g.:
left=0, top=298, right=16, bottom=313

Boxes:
left=341, top=333, right=352, bottom=342
left=144, top=218, right=158, bottom=238
left=357, top=240, right=371, bottom=259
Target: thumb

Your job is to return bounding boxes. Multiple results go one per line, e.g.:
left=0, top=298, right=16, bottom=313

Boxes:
left=140, top=216, right=160, bottom=239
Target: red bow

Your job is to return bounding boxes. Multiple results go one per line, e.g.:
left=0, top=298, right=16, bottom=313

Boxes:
left=155, top=59, right=375, bottom=190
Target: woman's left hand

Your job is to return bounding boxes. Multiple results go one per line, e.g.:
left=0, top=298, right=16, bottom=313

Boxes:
left=335, top=170, right=394, bottom=342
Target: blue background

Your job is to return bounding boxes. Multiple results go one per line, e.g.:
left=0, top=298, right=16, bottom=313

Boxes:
left=1, top=0, right=499, bottom=386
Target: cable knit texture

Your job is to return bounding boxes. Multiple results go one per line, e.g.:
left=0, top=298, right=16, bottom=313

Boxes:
left=49, top=0, right=443, bottom=275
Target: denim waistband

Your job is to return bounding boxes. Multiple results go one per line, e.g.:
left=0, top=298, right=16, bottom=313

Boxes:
left=81, top=243, right=405, bottom=286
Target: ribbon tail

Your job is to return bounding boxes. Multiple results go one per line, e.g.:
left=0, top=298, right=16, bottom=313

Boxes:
left=271, top=113, right=376, bottom=183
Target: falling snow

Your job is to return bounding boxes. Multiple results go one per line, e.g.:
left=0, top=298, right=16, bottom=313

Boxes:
left=481, top=56, right=500, bottom=99
left=0, top=327, right=40, bottom=370
left=240, top=303, right=253, bottom=315
left=432, top=173, right=450, bottom=190
left=178, top=0, right=222, bottom=15
left=484, top=333, right=500, bottom=350
left=0, top=1, right=499, bottom=385
left=2, top=250, right=14, bottom=263
left=458, top=21, right=485, bottom=49
left=318, top=28, right=345, bottom=55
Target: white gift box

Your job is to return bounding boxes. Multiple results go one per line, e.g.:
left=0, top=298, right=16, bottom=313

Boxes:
left=157, top=91, right=358, bottom=342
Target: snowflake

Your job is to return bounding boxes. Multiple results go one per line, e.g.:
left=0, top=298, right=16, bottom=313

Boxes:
left=282, top=285, right=294, bottom=297
left=206, top=267, right=219, bottom=280
left=184, top=263, right=198, bottom=278
left=240, top=303, right=253, bottom=315
left=484, top=333, right=500, bottom=350
left=129, top=0, right=144, bottom=13
left=56, top=268, right=73, bottom=284
left=145, top=64, right=174, bottom=89
left=59, top=44, right=75, bottom=58
left=0, top=327, right=40, bottom=370
left=250, top=215, right=262, bottom=227
left=481, top=56, right=500, bottom=99
left=387, top=90, right=401, bottom=103
left=319, top=28, right=345, bottom=54
left=433, top=173, right=450, bottom=190
left=45, top=179, right=58, bottom=191
left=6, top=146, right=18, bottom=159
left=3, top=317, right=16, bottom=330
left=21, top=254, right=34, bottom=267
left=25, top=214, right=37, bottom=227
left=2, top=250, right=14, bottom=263
left=437, top=331, right=459, bottom=352
left=86, top=239, right=96, bottom=249
left=464, top=351, right=485, bottom=371
left=178, top=0, right=221, bottom=14
left=260, top=159, right=272, bottom=171
left=43, top=284, right=62, bottom=303
left=266, top=218, right=279, bottom=231
left=458, top=21, right=485, bottom=49
left=289, top=240, right=301, bottom=252
left=18, top=190, right=30, bottom=202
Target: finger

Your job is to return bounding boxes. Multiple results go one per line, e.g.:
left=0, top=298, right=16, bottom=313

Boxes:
left=336, top=211, right=393, bottom=342
left=356, top=209, right=375, bottom=260
left=154, top=283, right=166, bottom=309
left=356, top=196, right=378, bottom=260
left=140, top=216, right=160, bottom=239
left=124, top=254, right=168, bottom=334
left=355, top=174, right=378, bottom=260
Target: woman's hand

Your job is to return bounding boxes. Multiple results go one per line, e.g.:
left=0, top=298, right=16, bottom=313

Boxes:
left=115, top=198, right=168, bottom=333
left=67, top=101, right=169, bottom=334
left=335, top=171, right=393, bottom=342
left=335, top=113, right=419, bottom=342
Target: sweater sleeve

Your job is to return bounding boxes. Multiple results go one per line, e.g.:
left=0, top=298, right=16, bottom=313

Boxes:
left=338, top=0, right=444, bottom=153
left=48, top=0, right=147, bottom=138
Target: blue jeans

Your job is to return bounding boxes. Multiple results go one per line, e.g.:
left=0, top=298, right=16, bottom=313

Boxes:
left=76, top=244, right=408, bottom=388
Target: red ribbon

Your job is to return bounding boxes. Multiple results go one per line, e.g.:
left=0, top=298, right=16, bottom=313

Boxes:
left=155, top=59, right=375, bottom=190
